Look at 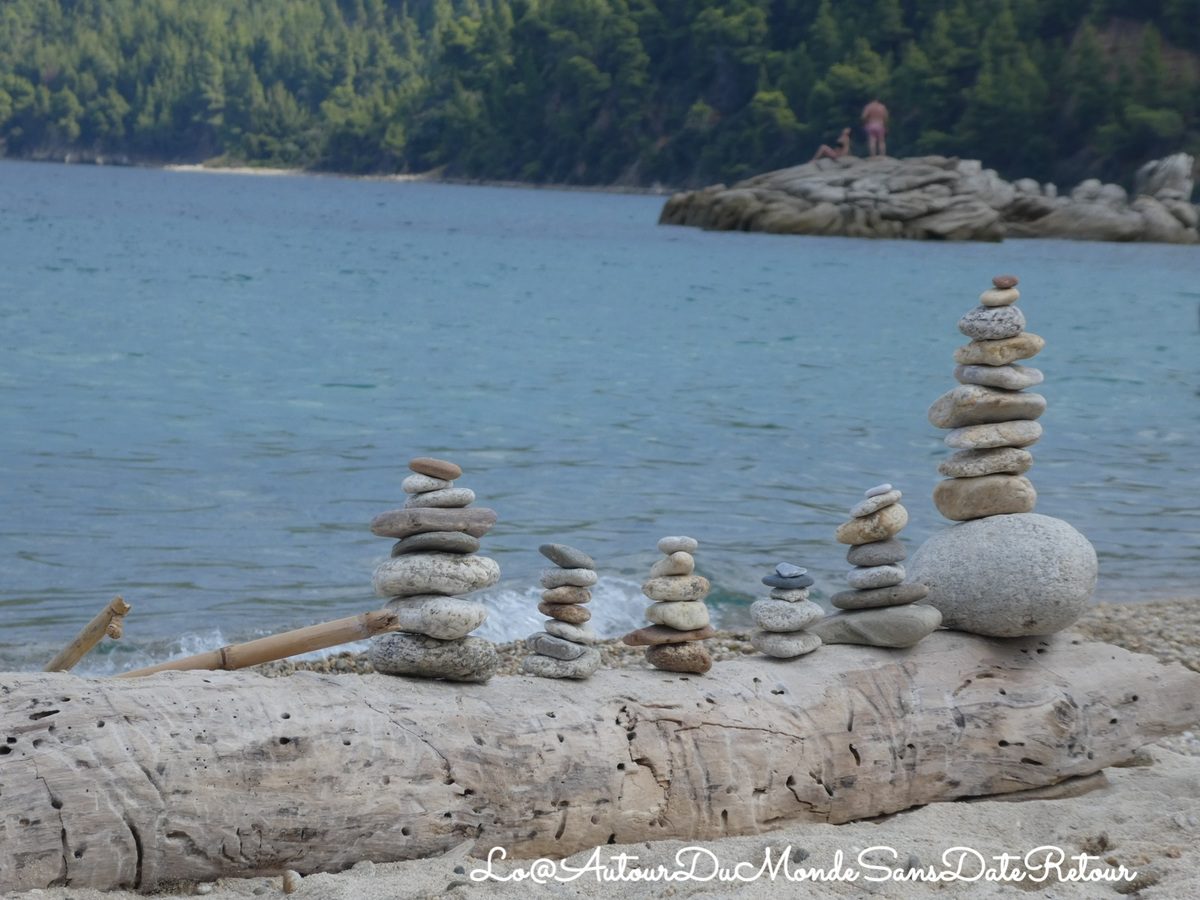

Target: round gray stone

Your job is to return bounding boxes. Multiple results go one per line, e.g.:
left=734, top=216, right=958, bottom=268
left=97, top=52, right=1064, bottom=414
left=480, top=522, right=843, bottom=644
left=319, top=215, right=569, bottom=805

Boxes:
left=750, top=598, right=823, bottom=632
left=850, top=489, right=902, bottom=518
left=369, top=633, right=498, bottom=682
left=391, top=531, right=481, bottom=557
left=808, top=606, right=942, bottom=648
left=384, top=595, right=488, bottom=640
left=642, top=575, right=710, bottom=602
left=938, top=447, right=1034, bottom=478
left=525, top=632, right=587, bottom=660
left=928, top=385, right=1046, bottom=429
left=954, top=364, right=1044, bottom=391
left=544, top=620, right=598, bottom=645
left=958, top=304, right=1026, bottom=340
left=944, top=420, right=1042, bottom=450
left=540, top=567, right=598, bottom=588
left=846, top=564, right=905, bottom=590
left=646, top=600, right=709, bottom=630
left=657, top=536, right=698, bottom=554
left=403, top=488, right=476, bottom=509
left=372, top=553, right=500, bottom=598
left=539, top=543, right=596, bottom=570
left=831, top=582, right=929, bottom=609
left=865, top=483, right=893, bottom=498
left=650, top=552, right=695, bottom=578
left=402, top=473, right=452, bottom=494
left=750, top=630, right=822, bottom=659
left=846, top=539, right=907, bottom=567
left=521, top=647, right=601, bottom=679
left=910, top=513, right=1098, bottom=637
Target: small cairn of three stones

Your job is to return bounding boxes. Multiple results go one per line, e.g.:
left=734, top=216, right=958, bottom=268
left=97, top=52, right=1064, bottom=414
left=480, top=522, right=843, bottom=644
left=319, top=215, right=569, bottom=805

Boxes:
left=367, top=457, right=501, bottom=683
left=521, top=543, right=602, bottom=679
left=928, top=275, right=1045, bottom=520
left=621, top=536, right=714, bottom=675
left=749, top=564, right=823, bottom=659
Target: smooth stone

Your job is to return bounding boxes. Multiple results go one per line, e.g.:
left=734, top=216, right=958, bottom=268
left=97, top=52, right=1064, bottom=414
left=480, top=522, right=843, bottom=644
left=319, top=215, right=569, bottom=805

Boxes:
left=390, top=531, right=481, bottom=557
left=622, top=624, right=716, bottom=646
left=403, top=487, right=476, bottom=509
left=383, top=595, right=487, bottom=640
left=775, top=563, right=808, bottom=577
left=769, top=588, right=810, bottom=602
left=808, top=605, right=943, bottom=648
left=645, top=642, right=712, bottom=675
left=642, top=574, right=710, bottom=602
left=958, top=305, right=1026, bottom=340
left=541, top=567, right=598, bottom=588
left=831, top=582, right=930, bottom=610
left=544, top=620, right=598, bottom=644
left=521, top=647, right=601, bottom=679
left=371, top=507, right=497, bottom=539
left=850, top=489, right=902, bottom=517
left=525, top=632, right=587, bottom=661
left=409, top=457, right=463, bottom=480
left=846, top=564, right=905, bottom=590
left=934, top=474, right=1037, bottom=521
left=835, top=503, right=908, bottom=545
left=938, top=447, right=1034, bottom=478
left=750, top=599, right=824, bottom=632
left=846, top=539, right=907, bottom=567
left=372, top=553, right=500, bottom=598
left=910, top=513, right=1098, bottom=637
left=538, top=543, right=596, bottom=570
left=402, top=473, right=451, bottom=494
left=538, top=601, right=591, bottom=624
left=657, top=536, right=698, bottom=554
left=954, top=332, right=1045, bottom=366
left=928, top=384, right=1046, bottom=429
left=541, top=586, right=592, bottom=605
left=992, top=274, right=1019, bottom=289
left=369, top=633, right=497, bottom=683
left=750, top=630, right=822, bottom=659
left=955, top=363, right=1044, bottom=391
left=650, top=552, right=695, bottom=577
left=944, top=420, right=1042, bottom=450
left=646, top=600, right=709, bottom=630
left=979, top=287, right=1020, bottom=307
left=864, top=483, right=893, bottom=497
left=761, top=572, right=815, bottom=589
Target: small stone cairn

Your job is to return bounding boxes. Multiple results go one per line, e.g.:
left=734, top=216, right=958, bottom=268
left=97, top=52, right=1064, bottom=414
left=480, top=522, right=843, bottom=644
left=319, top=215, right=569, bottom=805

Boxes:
left=811, top=484, right=942, bottom=648
left=521, top=543, right=602, bottom=679
left=622, top=536, right=713, bottom=674
left=366, top=457, right=501, bottom=682
left=927, top=274, right=1046, bottom=521
left=749, top=564, right=823, bottom=659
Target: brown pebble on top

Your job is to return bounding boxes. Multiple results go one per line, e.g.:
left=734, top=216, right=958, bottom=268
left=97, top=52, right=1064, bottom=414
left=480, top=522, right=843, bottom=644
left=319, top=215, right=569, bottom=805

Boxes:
left=410, top=456, right=463, bottom=480
left=992, top=274, right=1019, bottom=290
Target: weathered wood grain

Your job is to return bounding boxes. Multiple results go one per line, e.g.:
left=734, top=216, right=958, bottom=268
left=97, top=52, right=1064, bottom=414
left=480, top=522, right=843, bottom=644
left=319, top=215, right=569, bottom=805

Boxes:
left=1, top=632, right=1196, bottom=891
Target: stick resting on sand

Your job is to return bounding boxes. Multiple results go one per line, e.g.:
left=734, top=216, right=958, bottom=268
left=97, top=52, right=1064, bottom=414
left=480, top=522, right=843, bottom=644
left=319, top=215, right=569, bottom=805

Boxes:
left=116, top=608, right=402, bottom=678
left=43, top=596, right=132, bottom=672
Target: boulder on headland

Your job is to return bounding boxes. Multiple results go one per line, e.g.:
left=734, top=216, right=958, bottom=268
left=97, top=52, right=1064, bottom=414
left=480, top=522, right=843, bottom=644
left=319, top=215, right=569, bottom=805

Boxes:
left=659, top=152, right=1198, bottom=243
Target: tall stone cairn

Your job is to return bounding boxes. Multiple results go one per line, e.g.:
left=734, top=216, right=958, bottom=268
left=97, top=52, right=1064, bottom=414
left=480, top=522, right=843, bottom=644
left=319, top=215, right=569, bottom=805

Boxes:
left=928, top=274, right=1046, bottom=520
left=366, top=457, right=501, bottom=683
left=748, top=563, right=823, bottom=659
left=521, top=543, right=602, bottom=679
left=622, top=536, right=713, bottom=675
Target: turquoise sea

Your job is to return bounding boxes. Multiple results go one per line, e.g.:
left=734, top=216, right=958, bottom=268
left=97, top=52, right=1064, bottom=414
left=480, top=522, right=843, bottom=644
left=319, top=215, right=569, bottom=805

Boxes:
left=1, top=160, right=1197, bottom=672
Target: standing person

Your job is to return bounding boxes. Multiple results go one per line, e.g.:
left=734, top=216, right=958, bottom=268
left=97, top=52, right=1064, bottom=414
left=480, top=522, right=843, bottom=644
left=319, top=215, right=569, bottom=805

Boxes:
left=811, top=126, right=852, bottom=161
left=861, top=99, right=889, bottom=157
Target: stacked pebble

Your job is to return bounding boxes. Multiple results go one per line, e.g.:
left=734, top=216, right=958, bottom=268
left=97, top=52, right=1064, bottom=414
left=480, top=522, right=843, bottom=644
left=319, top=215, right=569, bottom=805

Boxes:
left=749, top=563, right=823, bottom=659
left=927, top=274, right=1045, bottom=521
left=521, top=543, right=603, bottom=679
left=621, top=536, right=713, bottom=675
left=366, top=457, right=501, bottom=683
left=811, top=484, right=942, bottom=648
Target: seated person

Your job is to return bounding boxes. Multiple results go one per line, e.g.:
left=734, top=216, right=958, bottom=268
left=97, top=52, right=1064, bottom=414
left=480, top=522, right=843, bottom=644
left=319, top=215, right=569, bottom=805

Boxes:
left=812, top=127, right=852, bottom=161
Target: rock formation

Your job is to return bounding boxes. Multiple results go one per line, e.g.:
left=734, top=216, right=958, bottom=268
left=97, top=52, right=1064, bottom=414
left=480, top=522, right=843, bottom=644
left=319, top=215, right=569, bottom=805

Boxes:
left=659, top=152, right=1198, bottom=244
left=366, top=457, right=500, bottom=681
left=521, top=543, right=602, bottom=679
left=748, top=563, right=823, bottom=658
left=622, top=536, right=713, bottom=674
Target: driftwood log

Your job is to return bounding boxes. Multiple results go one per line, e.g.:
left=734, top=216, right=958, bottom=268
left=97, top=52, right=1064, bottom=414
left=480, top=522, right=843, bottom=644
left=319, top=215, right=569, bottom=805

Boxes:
left=1, top=631, right=1196, bottom=891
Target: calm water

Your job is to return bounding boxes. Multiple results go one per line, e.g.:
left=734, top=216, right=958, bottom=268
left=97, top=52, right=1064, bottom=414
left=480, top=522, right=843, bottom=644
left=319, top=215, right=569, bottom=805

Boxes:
left=1, top=160, right=1197, bottom=672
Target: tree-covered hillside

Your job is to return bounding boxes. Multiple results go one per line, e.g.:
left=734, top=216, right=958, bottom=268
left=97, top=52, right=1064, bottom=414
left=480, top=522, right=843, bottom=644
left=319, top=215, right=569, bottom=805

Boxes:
left=1, top=0, right=1197, bottom=189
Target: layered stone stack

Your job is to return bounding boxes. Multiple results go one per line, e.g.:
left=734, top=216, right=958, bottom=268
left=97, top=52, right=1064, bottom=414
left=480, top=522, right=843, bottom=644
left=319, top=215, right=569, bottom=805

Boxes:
left=811, top=484, right=942, bottom=648
left=622, top=536, right=713, bottom=674
left=521, top=543, right=602, bottom=679
left=927, top=275, right=1046, bottom=521
left=749, top=563, right=822, bottom=659
left=366, top=457, right=500, bottom=682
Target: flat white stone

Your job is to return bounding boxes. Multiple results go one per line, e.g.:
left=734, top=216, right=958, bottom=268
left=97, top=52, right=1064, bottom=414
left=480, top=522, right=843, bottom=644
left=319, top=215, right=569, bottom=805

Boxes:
left=851, top=490, right=902, bottom=518
left=775, top=563, right=807, bottom=577
left=645, top=600, right=709, bottom=630
left=865, top=483, right=893, bottom=497
left=540, top=567, right=599, bottom=588
left=657, top=536, right=699, bottom=554
left=846, top=564, right=906, bottom=590
left=402, top=473, right=452, bottom=494
left=404, top=488, right=476, bottom=509
left=544, top=620, right=598, bottom=645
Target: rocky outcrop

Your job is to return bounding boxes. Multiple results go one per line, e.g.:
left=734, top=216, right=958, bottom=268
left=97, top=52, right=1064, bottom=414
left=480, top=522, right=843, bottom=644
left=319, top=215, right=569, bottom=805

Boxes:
left=659, top=152, right=1199, bottom=244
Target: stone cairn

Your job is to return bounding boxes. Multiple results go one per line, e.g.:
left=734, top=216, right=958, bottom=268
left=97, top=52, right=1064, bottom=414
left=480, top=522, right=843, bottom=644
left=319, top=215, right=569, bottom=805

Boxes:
left=365, top=457, right=501, bottom=683
left=521, top=543, right=602, bottom=679
left=927, top=274, right=1045, bottom=521
left=748, top=563, right=823, bottom=659
left=621, top=536, right=713, bottom=674
left=811, top=484, right=942, bottom=648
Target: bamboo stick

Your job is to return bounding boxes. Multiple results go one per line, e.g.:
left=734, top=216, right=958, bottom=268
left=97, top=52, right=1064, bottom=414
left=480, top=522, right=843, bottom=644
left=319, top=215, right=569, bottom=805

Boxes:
left=44, top=596, right=132, bottom=672
left=115, top=608, right=401, bottom=679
